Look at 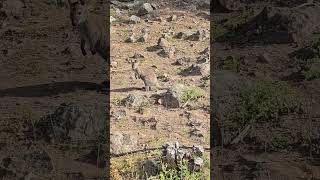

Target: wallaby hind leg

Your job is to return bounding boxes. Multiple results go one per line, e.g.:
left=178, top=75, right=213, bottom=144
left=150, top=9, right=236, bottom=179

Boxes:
left=81, top=38, right=87, bottom=56
left=145, top=86, right=150, bottom=92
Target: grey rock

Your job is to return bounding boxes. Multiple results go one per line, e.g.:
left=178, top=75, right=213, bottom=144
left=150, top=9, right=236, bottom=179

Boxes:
left=162, top=142, right=179, bottom=168
left=174, top=57, right=192, bottom=66
left=138, top=33, right=149, bottom=42
left=150, top=3, right=159, bottom=10
left=158, top=47, right=175, bottom=58
left=189, top=63, right=210, bottom=76
left=189, top=127, right=206, bottom=143
left=192, top=145, right=204, bottom=157
left=157, top=38, right=169, bottom=48
left=142, top=159, right=159, bottom=176
left=111, top=61, right=118, bottom=68
left=138, top=3, right=153, bottom=16
left=121, top=94, right=149, bottom=108
left=236, top=6, right=320, bottom=45
left=187, top=30, right=208, bottom=41
left=167, top=15, right=177, bottom=22
left=115, top=8, right=122, bottom=16
left=162, top=84, right=187, bottom=108
left=196, top=53, right=210, bottom=64
left=191, top=157, right=204, bottom=172
left=129, top=15, right=141, bottom=24
left=125, top=34, right=136, bottom=43
left=110, top=132, right=137, bottom=155
left=199, top=47, right=209, bottom=55
left=161, top=141, right=205, bottom=172
left=111, top=109, right=127, bottom=121
left=35, top=103, right=106, bottom=142
left=110, top=16, right=116, bottom=23
left=174, top=31, right=193, bottom=39
left=133, top=116, right=158, bottom=130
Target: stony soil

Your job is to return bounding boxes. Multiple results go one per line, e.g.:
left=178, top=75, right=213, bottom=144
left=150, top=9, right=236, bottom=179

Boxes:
left=0, top=0, right=108, bottom=179
left=213, top=0, right=320, bottom=179
left=110, top=0, right=210, bottom=179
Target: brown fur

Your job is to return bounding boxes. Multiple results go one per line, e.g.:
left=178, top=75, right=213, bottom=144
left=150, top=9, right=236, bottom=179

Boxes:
left=131, top=60, right=161, bottom=91
left=69, top=1, right=109, bottom=63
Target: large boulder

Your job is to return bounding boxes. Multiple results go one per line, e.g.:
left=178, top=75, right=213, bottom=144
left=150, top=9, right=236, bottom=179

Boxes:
left=34, top=103, right=106, bottom=142
left=110, top=132, right=138, bottom=155
left=162, top=84, right=188, bottom=108
left=217, top=5, right=320, bottom=46
left=137, top=3, right=154, bottom=16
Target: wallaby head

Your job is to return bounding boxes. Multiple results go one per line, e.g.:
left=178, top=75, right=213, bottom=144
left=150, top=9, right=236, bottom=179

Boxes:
left=69, top=0, right=88, bottom=27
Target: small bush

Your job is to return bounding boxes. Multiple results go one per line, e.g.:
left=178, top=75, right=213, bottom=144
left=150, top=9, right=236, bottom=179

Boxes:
left=157, top=160, right=204, bottom=180
left=303, top=68, right=320, bottom=81
left=212, top=24, right=225, bottom=40
left=181, top=86, right=204, bottom=103
left=235, top=81, right=302, bottom=125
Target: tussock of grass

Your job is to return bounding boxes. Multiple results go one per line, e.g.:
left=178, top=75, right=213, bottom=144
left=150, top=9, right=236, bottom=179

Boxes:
left=235, top=81, right=302, bottom=125
left=303, top=61, right=320, bottom=81
left=181, top=86, right=205, bottom=103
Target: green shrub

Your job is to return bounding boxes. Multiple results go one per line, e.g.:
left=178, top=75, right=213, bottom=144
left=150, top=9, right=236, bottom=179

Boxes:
left=236, top=81, right=302, bottom=125
left=303, top=68, right=320, bottom=81
left=157, top=160, right=204, bottom=180
left=181, top=86, right=204, bottom=103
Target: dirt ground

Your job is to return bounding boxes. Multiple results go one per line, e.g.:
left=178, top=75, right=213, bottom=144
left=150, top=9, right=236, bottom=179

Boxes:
left=0, top=0, right=210, bottom=179
left=110, top=0, right=210, bottom=178
left=213, top=0, right=320, bottom=179
left=0, top=0, right=108, bottom=179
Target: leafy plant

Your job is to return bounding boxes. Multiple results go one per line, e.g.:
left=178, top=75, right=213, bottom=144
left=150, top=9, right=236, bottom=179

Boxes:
left=158, top=159, right=204, bottom=180
left=235, top=81, right=302, bottom=125
left=303, top=67, right=320, bottom=81
left=212, top=23, right=226, bottom=40
left=181, top=86, right=204, bottom=103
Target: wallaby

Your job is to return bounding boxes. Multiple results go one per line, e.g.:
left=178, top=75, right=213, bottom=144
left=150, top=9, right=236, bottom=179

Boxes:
left=131, top=60, right=166, bottom=91
left=69, top=0, right=109, bottom=62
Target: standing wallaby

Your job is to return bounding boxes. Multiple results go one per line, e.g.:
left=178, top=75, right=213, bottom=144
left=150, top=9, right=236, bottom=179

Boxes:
left=131, top=60, right=165, bottom=91
left=69, top=0, right=109, bottom=62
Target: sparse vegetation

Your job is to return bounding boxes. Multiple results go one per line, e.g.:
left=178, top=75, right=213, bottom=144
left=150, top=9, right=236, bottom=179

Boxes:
left=177, top=66, right=192, bottom=76
left=111, top=151, right=209, bottom=180
left=303, top=66, right=320, bottom=80
left=212, top=23, right=225, bottom=40
left=181, top=86, right=205, bottom=103
left=270, top=136, right=290, bottom=150
left=157, top=160, right=204, bottom=180
left=235, top=81, right=302, bottom=125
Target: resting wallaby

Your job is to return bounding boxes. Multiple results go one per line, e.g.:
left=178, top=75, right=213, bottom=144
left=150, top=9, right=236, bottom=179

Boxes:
left=131, top=60, right=165, bottom=91
left=69, top=0, right=109, bottom=62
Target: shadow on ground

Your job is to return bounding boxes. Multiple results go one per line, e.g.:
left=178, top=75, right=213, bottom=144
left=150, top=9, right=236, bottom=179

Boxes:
left=110, top=87, right=142, bottom=93
left=0, top=81, right=108, bottom=97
